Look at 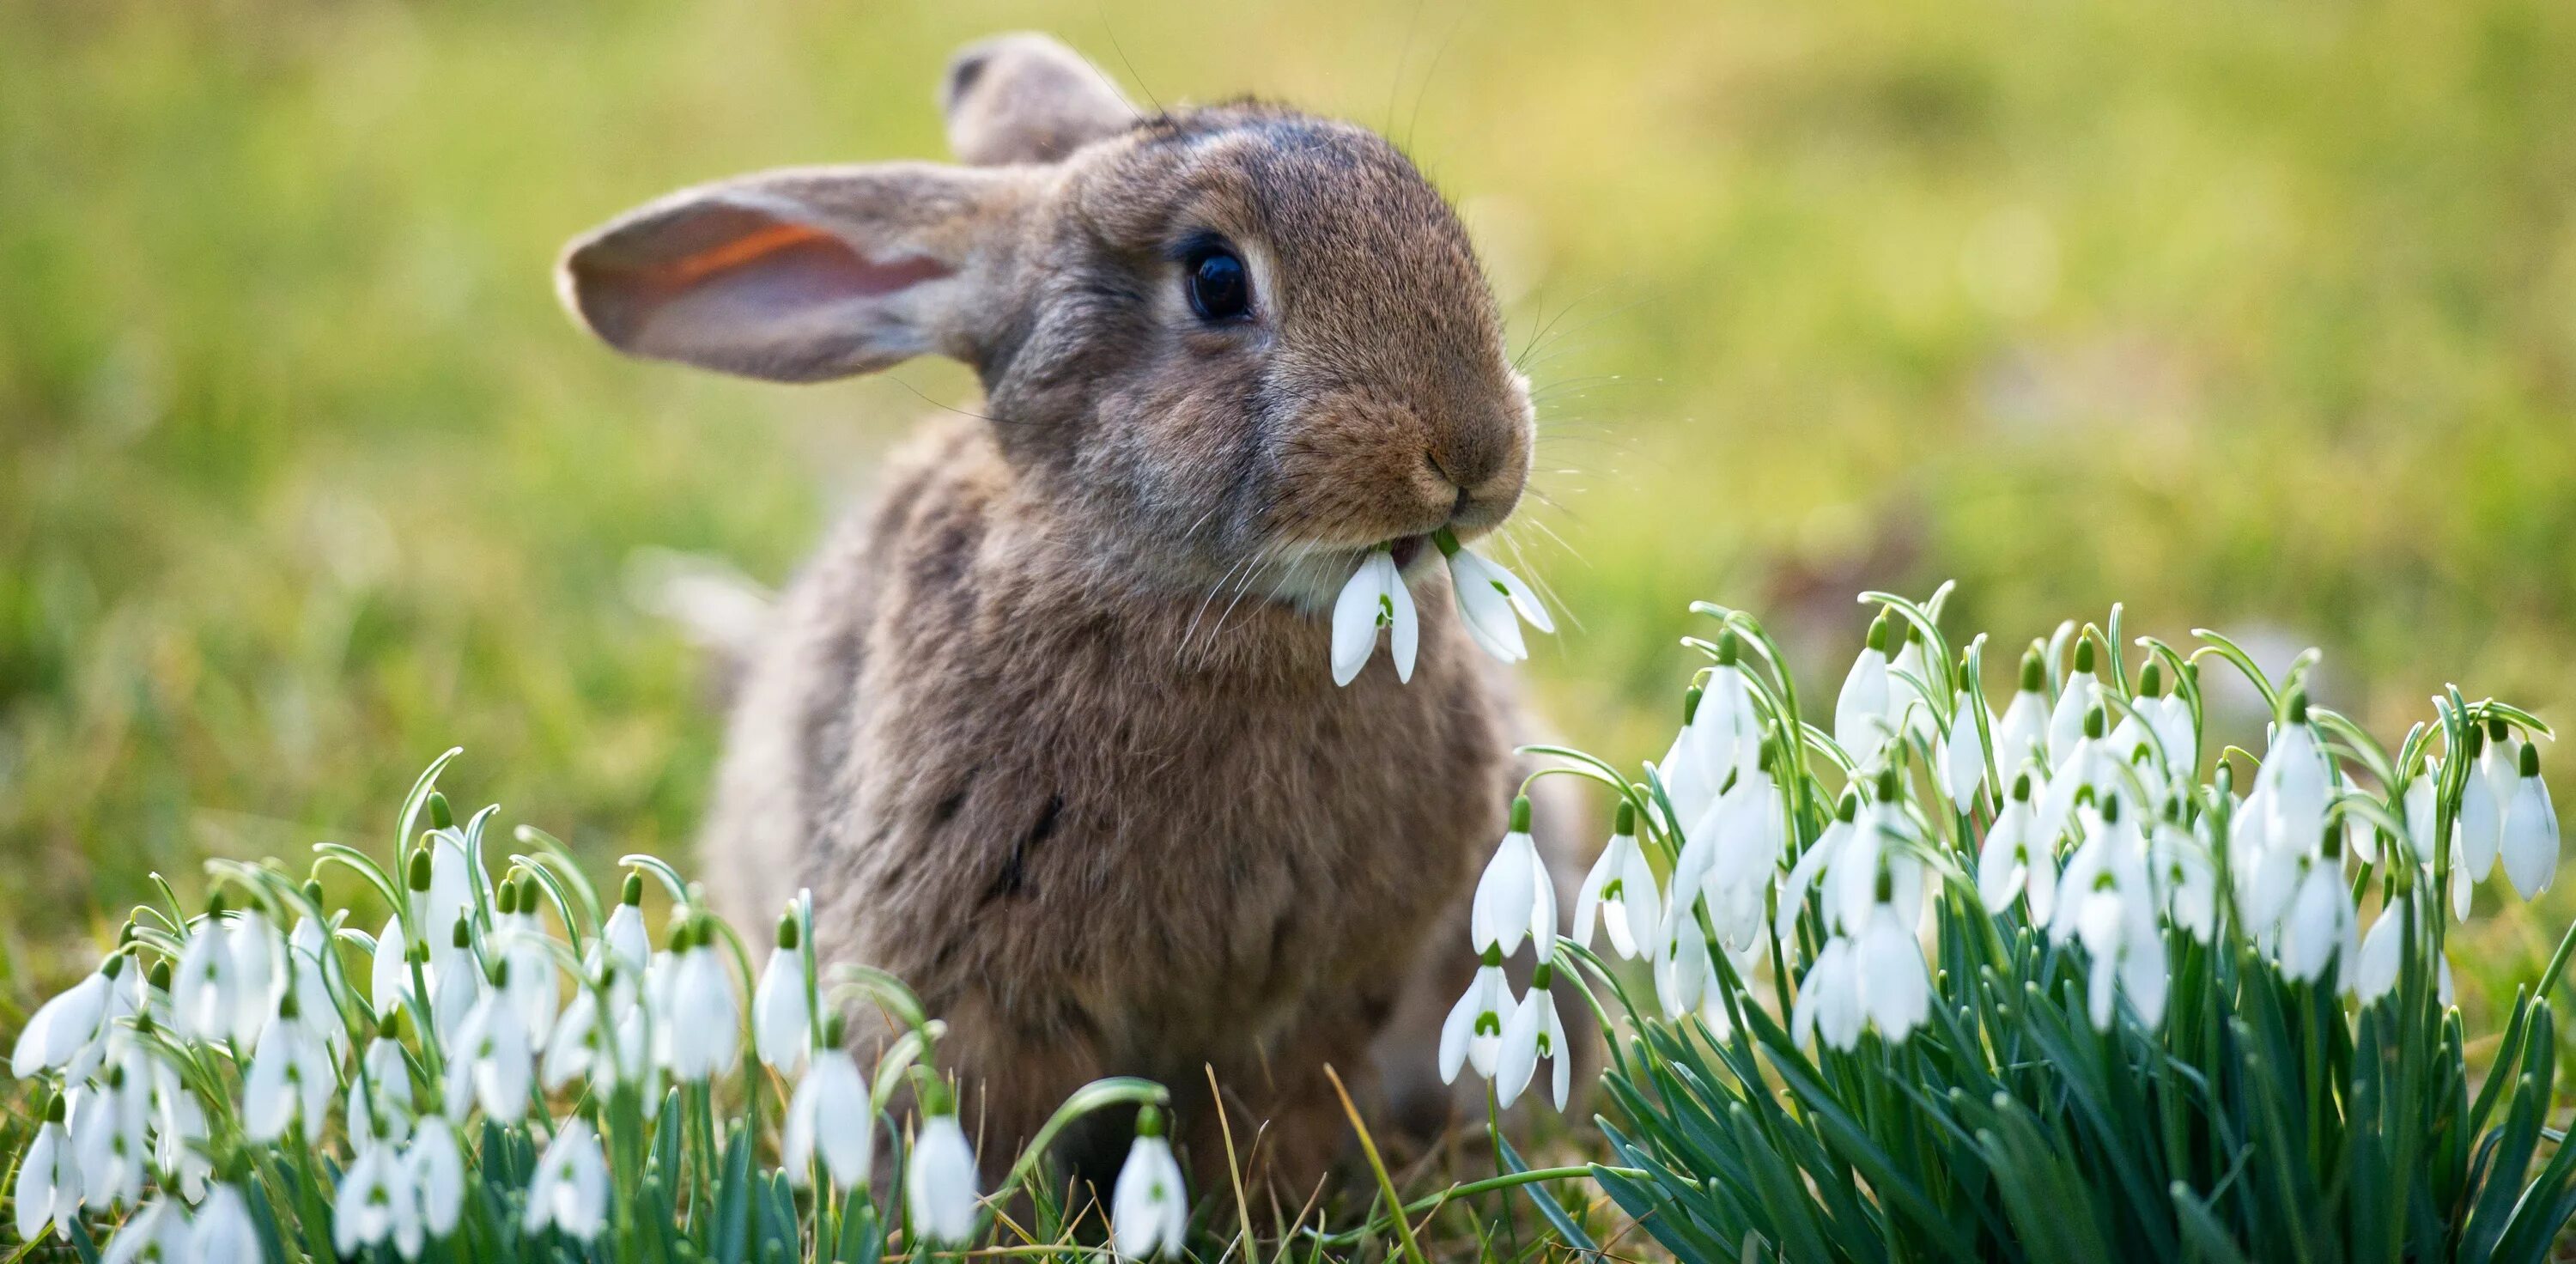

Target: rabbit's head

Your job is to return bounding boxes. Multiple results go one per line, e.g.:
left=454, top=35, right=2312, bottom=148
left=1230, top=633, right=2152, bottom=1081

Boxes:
left=561, top=33, right=1531, bottom=608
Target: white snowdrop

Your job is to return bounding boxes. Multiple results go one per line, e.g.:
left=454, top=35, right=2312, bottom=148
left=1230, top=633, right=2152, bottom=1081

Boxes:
left=2150, top=801, right=2217, bottom=943
left=1469, top=797, right=1557, bottom=959
left=495, top=878, right=559, bottom=1048
left=2456, top=724, right=2504, bottom=884
left=74, top=1060, right=150, bottom=1211
left=1440, top=531, right=1552, bottom=665
left=1496, top=962, right=1570, bottom=1110
left=1572, top=801, right=1661, bottom=960
left=2501, top=741, right=2559, bottom=900
left=100, top=1194, right=190, bottom=1264
left=665, top=922, right=743, bottom=1082
left=10, top=955, right=121, bottom=1079
left=1777, top=793, right=1858, bottom=942
left=1653, top=916, right=1732, bottom=1036
left=752, top=908, right=815, bottom=1074
left=13, top=1097, right=80, bottom=1243
left=407, top=1121, right=467, bottom=1240
left=445, top=972, right=534, bottom=1124
left=1992, top=650, right=2051, bottom=781
left=523, top=1118, right=610, bottom=1243
left=1833, top=614, right=1896, bottom=766
left=1977, top=774, right=2056, bottom=924
left=2047, top=638, right=2103, bottom=765
left=2355, top=898, right=2456, bottom=1006
left=907, top=1111, right=981, bottom=1245
left=1329, top=549, right=1418, bottom=686
left=241, top=994, right=337, bottom=1145
left=1684, top=633, right=1763, bottom=782
left=334, top=1141, right=423, bottom=1260
left=350, top=1028, right=416, bottom=1149
left=1438, top=948, right=1515, bottom=1083
left=1790, top=936, right=1863, bottom=1052
left=1855, top=902, right=1931, bottom=1045
left=1109, top=1106, right=1188, bottom=1259
left=1886, top=623, right=1938, bottom=749
left=784, top=1036, right=873, bottom=1189
left=2277, top=826, right=2358, bottom=988
left=1938, top=664, right=1992, bottom=812
left=193, top=1182, right=264, bottom=1264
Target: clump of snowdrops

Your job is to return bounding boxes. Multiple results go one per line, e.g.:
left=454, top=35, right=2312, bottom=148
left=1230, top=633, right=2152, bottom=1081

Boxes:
left=3, top=751, right=1189, bottom=1263
left=1442, top=585, right=2574, bottom=1261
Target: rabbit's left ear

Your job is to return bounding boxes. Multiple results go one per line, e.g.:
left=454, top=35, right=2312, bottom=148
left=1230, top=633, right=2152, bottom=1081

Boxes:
left=940, top=33, right=1137, bottom=166
left=557, top=162, right=1041, bottom=383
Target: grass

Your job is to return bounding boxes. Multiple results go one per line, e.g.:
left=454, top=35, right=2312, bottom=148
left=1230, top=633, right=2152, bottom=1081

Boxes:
left=3, top=0, right=2575, bottom=1070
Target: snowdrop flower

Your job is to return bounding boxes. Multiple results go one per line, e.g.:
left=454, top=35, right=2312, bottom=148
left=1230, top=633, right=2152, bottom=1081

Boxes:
left=753, top=908, right=813, bottom=1074
left=1329, top=549, right=1417, bottom=686
left=2277, top=825, right=2358, bottom=988
left=1573, top=801, right=1661, bottom=959
left=100, top=1194, right=190, bottom=1264
left=1653, top=686, right=1720, bottom=833
left=2150, top=800, right=2217, bottom=942
left=784, top=1026, right=872, bottom=1189
left=665, top=921, right=742, bottom=1081
left=408, top=1121, right=467, bottom=1240
left=2051, top=794, right=2169, bottom=1030
left=1977, top=774, right=2056, bottom=923
left=2047, top=636, right=2102, bottom=764
left=1854, top=897, right=1931, bottom=1045
left=523, top=1118, right=609, bottom=1243
left=75, top=1063, right=149, bottom=1211
left=1470, top=798, right=1557, bottom=959
left=1833, top=613, right=1895, bottom=764
left=149, top=1060, right=212, bottom=1203
left=2481, top=716, right=2522, bottom=820
left=542, top=974, right=641, bottom=1094
left=13, top=1096, right=80, bottom=1243
left=495, top=878, right=559, bottom=1047
left=1777, top=792, right=1859, bottom=941
left=193, top=1183, right=264, bottom=1264
left=1790, top=936, right=1863, bottom=1051
left=2136, top=661, right=2196, bottom=773
left=1110, top=1105, right=1188, bottom=1259
left=1993, top=650, right=2050, bottom=778
left=173, top=901, right=246, bottom=1044
left=908, top=1111, right=981, bottom=1245
left=419, top=830, right=478, bottom=969
left=2502, top=742, right=2559, bottom=899
left=1695, top=742, right=1786, bottom=904
left=1496, top=962, right=1570, bottom=1110
left=335, top=1141, right=423, bottom=1260
left=2035, top=706, right=2113, bottom=843
left=242, top=994, right=337, bottom=1144
left=1886, top=622, right=1938, bottom=748
left=1439, top=947, right=1514, bottom=1082
left=596, top=872, right=653, bottom=1014
left=2355, top=898, right=2456, bottom=1006
left=2454, top=723, right=2505, bottom=884
left=1685, top=633, right=1763, bottom=779
left=284, top=910, right=343, bottom=1048
left=445, top=969, right=534, bottom=1123
left=371, top=915, right=418, bottom=1018
left=1829, top=771, right=1923, bottom=939
left=1938, top=655, right=1991, bottom=811
left=10, top=954, right=121, bottom=1079
left=350, top=1024, right=415, bottom=1148
left=1439, top=530, right=1552, bottom=664
left=1653, top=919, right=1731, bottom=1036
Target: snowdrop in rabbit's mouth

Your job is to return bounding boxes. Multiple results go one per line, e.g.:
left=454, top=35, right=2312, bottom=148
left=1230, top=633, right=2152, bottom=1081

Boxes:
left=1330, top=526, right=1551, bottom=685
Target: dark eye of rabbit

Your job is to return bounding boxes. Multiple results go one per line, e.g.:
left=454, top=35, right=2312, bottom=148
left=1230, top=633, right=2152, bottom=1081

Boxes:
left=1186, top=246, right=1251, bottom=322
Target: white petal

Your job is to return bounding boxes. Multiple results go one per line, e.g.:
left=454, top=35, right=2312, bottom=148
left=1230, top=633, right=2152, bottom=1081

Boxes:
left=1833, top=651, right=1892, bottom=762
left=1494, top=991, right=1541, bottom=1108
left=1328, top=556, right=1388, bottom=686
left=1386, top=562, right=1419, bottom=682
left=1469, top=835, right=1539, bottom=956
left=2502, top=778, right=2560, bottom=899
left=908, top=1116, right=981, bottom=1244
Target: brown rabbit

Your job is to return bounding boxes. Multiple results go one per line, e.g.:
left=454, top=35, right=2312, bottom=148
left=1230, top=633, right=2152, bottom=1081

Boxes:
left=558, top=33, right=1584, bottom=1194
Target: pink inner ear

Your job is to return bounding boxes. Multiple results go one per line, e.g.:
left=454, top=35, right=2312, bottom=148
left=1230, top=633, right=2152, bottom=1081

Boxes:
left=629, top=220, right=953, bottom=311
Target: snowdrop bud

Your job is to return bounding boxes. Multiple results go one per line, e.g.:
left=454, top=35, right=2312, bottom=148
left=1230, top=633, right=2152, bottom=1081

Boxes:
left=11, top=957, right=118, bottom=1079
left=908, top=1113, right=982, bottom=1245
left=407, top=847, right=433, bottom=895
left=1110, top=1105, right=1189, bottom=1259
left=425, top=791, right=454, bottom=830
left=1939, top=653, right=1989, bottom=811
left=753, top=910, right=813, bottom=1074
left=2501, top=742, right=2560, bottom=900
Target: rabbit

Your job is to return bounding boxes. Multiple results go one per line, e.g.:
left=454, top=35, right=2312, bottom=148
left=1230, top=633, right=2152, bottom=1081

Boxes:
left=557, top=32, right=1589, bottom=1195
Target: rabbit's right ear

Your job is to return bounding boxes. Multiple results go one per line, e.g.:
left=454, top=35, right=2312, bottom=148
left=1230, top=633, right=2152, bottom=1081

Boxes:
left=558, top=163, right=1040, bottom=383
left=940, top=33, right=1138, bottom=166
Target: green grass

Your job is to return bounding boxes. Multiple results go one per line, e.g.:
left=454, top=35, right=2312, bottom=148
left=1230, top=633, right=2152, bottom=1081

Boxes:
left=4, top=0, right=2575, bottom=1029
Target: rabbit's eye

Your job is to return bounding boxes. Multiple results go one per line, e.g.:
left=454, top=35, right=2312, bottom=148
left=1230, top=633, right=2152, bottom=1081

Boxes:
left=1186, top=246, right=1251, bottom=323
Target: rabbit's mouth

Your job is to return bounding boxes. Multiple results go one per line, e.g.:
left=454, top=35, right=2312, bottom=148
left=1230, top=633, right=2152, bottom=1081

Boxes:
left=1385, top=534, right=1431, bottom=570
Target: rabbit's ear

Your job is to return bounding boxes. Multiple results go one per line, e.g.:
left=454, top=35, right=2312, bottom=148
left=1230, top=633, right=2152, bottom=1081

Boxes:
left=557, top=163, right=1038, bottom=383
left=940, top=33, right=1137, bottom=166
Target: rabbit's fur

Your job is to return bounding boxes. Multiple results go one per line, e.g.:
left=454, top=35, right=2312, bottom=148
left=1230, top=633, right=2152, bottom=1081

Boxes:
left=561, top=33, right=1586, bottom=1193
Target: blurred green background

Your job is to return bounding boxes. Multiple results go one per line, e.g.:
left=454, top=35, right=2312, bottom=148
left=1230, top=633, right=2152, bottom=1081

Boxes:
left=4, top=0, right=2574, bottom=1006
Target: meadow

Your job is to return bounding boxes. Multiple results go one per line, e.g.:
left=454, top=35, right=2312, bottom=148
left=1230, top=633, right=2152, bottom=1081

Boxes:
left=5, top=0, right=2575, bottom=1034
